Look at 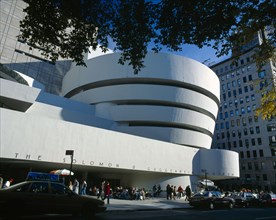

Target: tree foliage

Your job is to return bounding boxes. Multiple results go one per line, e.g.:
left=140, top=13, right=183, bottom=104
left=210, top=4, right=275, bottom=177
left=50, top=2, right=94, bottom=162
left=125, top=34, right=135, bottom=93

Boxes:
left=19, top=0, right=276, bottom=118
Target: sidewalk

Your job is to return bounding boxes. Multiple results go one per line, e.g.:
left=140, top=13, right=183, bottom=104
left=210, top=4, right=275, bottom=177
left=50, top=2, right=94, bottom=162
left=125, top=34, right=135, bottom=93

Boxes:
left=104, top=197, right=191, bottom=212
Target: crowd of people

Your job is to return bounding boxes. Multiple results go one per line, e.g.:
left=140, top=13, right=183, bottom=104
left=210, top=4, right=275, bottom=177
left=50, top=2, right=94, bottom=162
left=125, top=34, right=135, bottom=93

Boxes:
left=166, top=184, right=191, bottom=200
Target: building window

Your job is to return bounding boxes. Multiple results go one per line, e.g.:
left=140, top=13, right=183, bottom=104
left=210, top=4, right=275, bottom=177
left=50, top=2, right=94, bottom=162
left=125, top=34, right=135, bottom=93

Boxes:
left=232, top=130, right=236, bottom=137
left=231, top=120, right=235, bottom=127
left=269, top=135, right=276, bottom=146
left=225, top=112, right=229, bottom=118
left=257, top=138, right=262, bottom=145
left=263, top=174, right=268, bottom=181
left=232, top=80, right=236, bottom=87
left=248, top=162, right=252, bottom=170
left=242, top=117, right=246, bottom=126
left=228, top=91, right=231, bottom=97
left=241, top=107, right=245, bottom=115
left=240, top=98, right=243, bottom=104
left=273, top=161, right=276, bottom=169
left=237, top=79, right=241, bottom=86
left=259, top=149, right=264, bottom=157
left=254, top=162, right=258, bottom=170
left=267, top=124, right=276, bottom=132
left=238, top=88, right=242, bottom=94
left=248, top=116, right=252, bottom=123
left=253, top=150, right=257, bottom=158
left=256, top=126, right=260, bottom=134
left=250, top=127, right=254, bottom=134
left=239, top=140, right=243, bottom=147
left=248, top=75, right=252, bottom=81
left=245, top=139, right=249, bottom=147
left=243, top=76, right=247, bottom=83
left=236, top=119, right=240, bottom=126
left=247, top=106, right=251, bottom=113
left=251, top=138, right=256, bottom=146
left=233, top=141, right=237, bottom=148
left=244, top=128, right=248, bottom=135
left=246, top=96, right=250, bottom=102
left=240, top=151, right=244, bottom=158
left=238, top=129, right=242, bottom=138
left=227, top=83, right=231, bottom=90
left=226, top=122, right=229, bottom=129
left=258, top=70, right=266, bottom=79
left=251, top=94, right=255, bottom=101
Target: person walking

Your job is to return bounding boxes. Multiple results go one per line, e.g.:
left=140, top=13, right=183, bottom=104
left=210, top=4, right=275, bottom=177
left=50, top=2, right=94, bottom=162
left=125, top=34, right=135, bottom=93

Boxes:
left=105, top=181, right=111, bottom=204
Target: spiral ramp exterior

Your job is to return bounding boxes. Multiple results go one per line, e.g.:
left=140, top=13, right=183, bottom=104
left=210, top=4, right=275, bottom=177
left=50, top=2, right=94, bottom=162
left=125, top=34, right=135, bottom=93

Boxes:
left=0, top=52, right=239, bottom=190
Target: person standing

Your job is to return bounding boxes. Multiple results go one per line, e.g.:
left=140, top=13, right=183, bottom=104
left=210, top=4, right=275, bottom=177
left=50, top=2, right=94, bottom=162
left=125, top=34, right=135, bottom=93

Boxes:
left=68, top=180, right=73, bottom=190
left=80, top=179, right=87, bottom=195
left=166, top=184, right=171, bottom=200
left=73, top=178, right=79, bottom=194
left=0, top=175, right=3, bottom=189
left=105, top=181, right=111, bottom=204
left=185, top=185, right=191, bottom=201
left=3, top=178, right=13, bottom=188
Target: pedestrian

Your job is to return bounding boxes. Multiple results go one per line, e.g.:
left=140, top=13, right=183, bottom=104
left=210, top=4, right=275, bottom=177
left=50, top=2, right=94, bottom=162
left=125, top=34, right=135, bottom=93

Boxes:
left=80, top=179, right=87, bottom=195
left=185, top=185, right=191, bottom=201
left=166, top=184, right=171, bottom=200
left=105, top=181, right=111, bottom=204
left=3, top=178, right=14, bottom=188
left=173, top=185, right=177, bottom=200
left=157, top=184, right=161, bottom=197
left=68, top=180, right=73, bottom=190
left=72, top=178, right=79, bottom=194
left=0, top=175, right=3, bottom=189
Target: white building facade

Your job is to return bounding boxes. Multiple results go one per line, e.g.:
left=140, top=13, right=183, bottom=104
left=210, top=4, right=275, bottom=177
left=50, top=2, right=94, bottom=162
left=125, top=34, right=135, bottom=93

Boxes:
left=0, top=0, right=239, bottom=191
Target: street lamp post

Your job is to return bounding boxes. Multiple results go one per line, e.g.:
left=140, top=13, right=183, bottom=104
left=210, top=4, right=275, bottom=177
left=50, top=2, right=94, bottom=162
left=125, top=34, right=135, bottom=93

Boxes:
left=65, top=150, right=74, bottom=184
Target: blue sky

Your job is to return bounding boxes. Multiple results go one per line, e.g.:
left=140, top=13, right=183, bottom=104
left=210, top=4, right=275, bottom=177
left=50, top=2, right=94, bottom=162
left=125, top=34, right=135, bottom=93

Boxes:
left=162, top=44, right=231, bottom=66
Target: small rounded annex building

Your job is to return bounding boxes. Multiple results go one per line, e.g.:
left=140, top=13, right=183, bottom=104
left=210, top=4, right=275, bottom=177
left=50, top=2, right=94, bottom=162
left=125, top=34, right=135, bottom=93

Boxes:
left=0, top=52, right=239, bottom=191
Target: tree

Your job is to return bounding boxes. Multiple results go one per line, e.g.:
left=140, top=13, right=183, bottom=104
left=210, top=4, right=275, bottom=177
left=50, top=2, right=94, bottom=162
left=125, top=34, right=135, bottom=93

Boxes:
left=19, top=0, right=276, bottom=118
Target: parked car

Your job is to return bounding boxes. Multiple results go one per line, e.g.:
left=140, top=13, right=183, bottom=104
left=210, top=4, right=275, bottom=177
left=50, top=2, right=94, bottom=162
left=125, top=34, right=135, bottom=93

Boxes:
left=259, top=193, right=276, bottom=207
left=0, top=180, right=106, bottom=219
left=227, top=191, right=260, bottom=207
left=189, top=191, right=235, bottom=209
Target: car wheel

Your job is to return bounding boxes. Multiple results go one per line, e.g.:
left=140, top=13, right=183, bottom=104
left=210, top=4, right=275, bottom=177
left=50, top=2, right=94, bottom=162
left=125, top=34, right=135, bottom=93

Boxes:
left=229, top=202, right=234, bottom=209
left=209, top=202, right=214, bottom=210
left=82, top=204, right=96, bottom=220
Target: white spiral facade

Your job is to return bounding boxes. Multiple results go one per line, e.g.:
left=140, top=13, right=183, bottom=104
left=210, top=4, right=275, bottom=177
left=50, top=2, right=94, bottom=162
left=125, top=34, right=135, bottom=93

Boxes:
left=62, top=52, right=220, bottom=149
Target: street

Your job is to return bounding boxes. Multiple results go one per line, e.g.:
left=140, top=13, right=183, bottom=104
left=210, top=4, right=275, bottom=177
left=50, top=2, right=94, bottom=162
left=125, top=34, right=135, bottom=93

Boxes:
left=15, top=207, right=276, bottom=220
